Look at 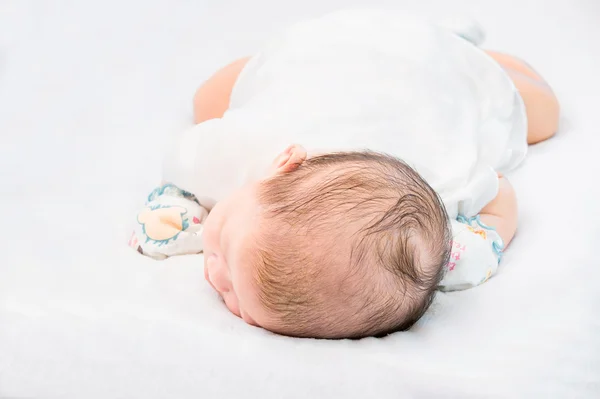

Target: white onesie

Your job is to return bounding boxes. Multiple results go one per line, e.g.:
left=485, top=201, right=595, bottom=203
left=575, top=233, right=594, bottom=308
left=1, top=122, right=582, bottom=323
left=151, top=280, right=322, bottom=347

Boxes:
left=132, top=9, right=527, bottom=291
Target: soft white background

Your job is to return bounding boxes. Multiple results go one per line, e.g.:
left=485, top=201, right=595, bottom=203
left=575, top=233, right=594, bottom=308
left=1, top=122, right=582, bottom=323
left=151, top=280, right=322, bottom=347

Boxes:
left=1, top=0, right=599, bottom=398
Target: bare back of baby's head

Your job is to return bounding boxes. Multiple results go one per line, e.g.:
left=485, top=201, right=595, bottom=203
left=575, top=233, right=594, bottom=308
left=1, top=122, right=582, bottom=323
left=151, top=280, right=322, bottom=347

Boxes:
left=254, top=152, right=451, bottom=338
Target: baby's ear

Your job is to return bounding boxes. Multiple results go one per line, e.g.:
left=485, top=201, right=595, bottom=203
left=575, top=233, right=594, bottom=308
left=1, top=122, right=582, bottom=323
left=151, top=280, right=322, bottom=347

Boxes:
left=269, top=144, right=307, bottom=175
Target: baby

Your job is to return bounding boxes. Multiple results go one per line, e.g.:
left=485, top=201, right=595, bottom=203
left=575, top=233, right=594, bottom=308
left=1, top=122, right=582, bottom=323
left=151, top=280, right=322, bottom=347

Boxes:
left=130, top=10, right=559, bottom=338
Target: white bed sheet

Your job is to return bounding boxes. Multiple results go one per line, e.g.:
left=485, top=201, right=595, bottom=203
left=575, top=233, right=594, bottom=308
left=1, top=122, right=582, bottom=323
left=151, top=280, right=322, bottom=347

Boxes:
left=1, top=0, right=599, bottom=397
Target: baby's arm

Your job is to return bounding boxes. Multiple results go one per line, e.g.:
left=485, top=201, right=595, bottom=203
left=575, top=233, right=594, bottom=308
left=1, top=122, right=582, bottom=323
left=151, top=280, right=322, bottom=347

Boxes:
left=129, top=58, right=253, bottom=259
left=479, top=175, right=518, bottom=247
left=439, top=176, right=516, bottom=291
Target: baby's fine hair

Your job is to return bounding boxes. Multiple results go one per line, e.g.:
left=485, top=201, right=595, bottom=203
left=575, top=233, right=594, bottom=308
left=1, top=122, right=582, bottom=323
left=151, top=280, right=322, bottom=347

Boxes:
left=254, top=151, right=451, bottom=338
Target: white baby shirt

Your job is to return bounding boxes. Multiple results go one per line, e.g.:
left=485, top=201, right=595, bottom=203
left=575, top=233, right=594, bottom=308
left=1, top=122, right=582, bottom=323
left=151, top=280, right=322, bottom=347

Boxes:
left=164, top=9, right=527, bottom=216
left=139, top=9, right=527, bottom=289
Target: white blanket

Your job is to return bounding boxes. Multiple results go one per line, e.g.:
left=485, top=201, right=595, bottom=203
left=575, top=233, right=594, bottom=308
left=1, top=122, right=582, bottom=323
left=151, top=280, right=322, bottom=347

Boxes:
left=1, top=0, right=599, bottom=398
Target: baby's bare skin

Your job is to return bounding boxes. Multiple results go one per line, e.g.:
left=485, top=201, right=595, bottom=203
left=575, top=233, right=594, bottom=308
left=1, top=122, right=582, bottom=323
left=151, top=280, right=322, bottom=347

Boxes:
left=192, top=52, right=559, bottom=248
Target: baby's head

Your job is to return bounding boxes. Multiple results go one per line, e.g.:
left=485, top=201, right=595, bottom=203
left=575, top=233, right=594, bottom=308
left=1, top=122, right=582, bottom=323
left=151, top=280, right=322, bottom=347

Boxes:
left=203, top=145, right=451, bottom=338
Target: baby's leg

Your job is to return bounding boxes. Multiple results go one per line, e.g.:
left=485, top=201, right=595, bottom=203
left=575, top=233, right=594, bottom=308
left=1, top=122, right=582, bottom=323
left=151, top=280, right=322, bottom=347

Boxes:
left=193, top=57, right=251, bottom=123
left=486, top=51, right=560, bottom=144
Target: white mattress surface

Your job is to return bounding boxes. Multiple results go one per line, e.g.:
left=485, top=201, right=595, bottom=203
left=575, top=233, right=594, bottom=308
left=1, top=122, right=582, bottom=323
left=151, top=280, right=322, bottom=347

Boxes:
left=1, top=0, right=599, bottom=397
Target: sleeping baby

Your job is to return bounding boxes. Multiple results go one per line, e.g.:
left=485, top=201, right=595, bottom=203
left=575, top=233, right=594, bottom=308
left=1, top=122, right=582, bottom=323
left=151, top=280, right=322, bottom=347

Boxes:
left=129, top=9, right=559, bottom=338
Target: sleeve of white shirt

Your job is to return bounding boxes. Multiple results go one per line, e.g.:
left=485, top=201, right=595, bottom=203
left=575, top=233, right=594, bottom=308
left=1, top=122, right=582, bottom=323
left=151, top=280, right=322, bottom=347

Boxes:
left=162, top=122, right=213, bottom=207
left=438, top=216, right=505, bottom=291
left=162, top=119, right=231, bottom=210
